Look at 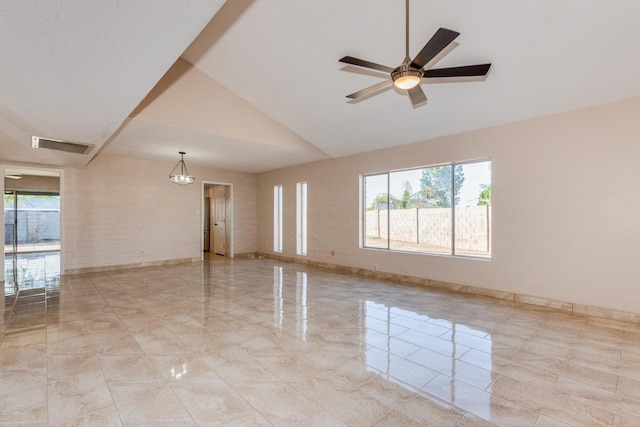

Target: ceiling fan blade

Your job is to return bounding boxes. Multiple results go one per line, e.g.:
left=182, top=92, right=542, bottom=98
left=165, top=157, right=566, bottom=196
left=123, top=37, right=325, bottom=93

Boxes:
left=339, top=56, right=394, bottom=73
left=346, top=80, right=392, bottom=100
left=410, top=28, right=460, bottom=70
left=423, top=63, right=491, bottom=78
left=408, top=85, right=427, bottom=107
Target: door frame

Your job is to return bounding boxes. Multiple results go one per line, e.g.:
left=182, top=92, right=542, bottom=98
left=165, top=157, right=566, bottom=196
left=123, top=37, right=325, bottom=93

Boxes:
left=201, top=180, right=234, bottom=258
left=1, top=164, right=64, bottom=282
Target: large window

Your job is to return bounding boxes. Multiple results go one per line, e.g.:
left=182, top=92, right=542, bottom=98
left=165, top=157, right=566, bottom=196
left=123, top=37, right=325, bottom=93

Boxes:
left=274, top=185, right=283, bottom=252
left=296, top=182, right=307, bottom=255
left=363, top=160, right=491, bottom=258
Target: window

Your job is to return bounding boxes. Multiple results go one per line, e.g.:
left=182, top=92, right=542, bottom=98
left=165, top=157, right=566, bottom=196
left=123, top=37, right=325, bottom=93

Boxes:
left=454, top=161, right=492, bottom=256
left=363, top=160, right=491, bottom=258
left=296, top=182, right=307, bottom=255
left=274, top=185, right=283, bottom=252
left=363, top=173, right=389, bottom=249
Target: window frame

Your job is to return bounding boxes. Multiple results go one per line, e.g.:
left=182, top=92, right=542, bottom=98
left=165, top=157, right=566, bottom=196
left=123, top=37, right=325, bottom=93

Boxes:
left=273, top=185, right=283, bottom=252
left=362, top=159, right=491, bottom=259
left=296, top=182, right=307, bottom=256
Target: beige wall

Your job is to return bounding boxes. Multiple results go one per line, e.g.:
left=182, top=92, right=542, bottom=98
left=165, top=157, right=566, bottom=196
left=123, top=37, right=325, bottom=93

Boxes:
left=63, top=155, right=256, bottom=271
left=257, top=97, right=640, bottom=314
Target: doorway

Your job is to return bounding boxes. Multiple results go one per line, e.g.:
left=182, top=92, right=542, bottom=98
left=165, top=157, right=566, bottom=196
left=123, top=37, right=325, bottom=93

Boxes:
left=3, top=167, right=62, bottom=294
left=202, top=182, right=233, bottom=257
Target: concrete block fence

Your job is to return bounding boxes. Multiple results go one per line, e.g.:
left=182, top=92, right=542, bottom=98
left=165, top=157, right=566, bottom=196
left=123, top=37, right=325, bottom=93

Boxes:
left=365, top=206, right=490, bottom=253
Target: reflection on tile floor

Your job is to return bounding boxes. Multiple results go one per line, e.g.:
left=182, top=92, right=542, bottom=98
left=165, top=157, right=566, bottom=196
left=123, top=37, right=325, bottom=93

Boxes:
left=4, top=252, right=60, bottom=296
left=2, top=256, right=640, bottom=425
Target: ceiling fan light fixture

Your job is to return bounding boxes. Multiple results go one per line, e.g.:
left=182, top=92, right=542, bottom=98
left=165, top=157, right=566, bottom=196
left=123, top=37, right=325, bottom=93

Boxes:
left=392, top=65, right=422, bottom=90
left=340, top=0, right=490, bottom=107
left=169, top=151, right=195, bottom=185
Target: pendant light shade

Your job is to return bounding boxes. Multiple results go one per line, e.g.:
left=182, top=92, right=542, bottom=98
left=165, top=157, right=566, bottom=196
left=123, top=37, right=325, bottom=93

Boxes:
left=169, top=151, right=194, bottom=185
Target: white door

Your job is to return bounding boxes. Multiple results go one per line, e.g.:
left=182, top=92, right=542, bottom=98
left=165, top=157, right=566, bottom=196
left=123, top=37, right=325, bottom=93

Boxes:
left=213, top=186, right=226, bottom=255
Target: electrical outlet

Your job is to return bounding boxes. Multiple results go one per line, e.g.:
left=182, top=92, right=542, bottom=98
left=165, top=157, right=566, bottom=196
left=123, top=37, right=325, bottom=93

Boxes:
left=331, top=250, right=335, bottom=256
left=373, top=265, right=377, bottom=270
left=140, top=249, right=144, bottom=255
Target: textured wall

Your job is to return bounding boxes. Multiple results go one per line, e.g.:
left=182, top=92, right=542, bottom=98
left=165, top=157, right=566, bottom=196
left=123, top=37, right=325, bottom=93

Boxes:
left=4, top=210, right=60, bottom=245
left=257, top=97, right=640, bottom=314
left=63, top=155, right=256, bottom=271
left=365, top=206, right=490, bottom=253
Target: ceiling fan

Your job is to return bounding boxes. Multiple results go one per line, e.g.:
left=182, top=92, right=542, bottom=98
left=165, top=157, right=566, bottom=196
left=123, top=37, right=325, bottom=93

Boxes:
left=339, top=0, right=491, bottom=107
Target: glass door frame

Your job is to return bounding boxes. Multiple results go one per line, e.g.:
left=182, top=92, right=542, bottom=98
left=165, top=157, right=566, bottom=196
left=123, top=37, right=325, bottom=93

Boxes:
left=2, top=166, right=64, bottom=283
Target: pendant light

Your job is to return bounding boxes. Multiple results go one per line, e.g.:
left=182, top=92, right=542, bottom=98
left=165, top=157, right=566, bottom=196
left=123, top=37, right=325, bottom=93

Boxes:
left=169, top=151, right=194, bottom=185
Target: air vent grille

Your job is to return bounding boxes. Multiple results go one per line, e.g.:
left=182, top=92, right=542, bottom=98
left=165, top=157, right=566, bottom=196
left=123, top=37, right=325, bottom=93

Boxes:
left=32, top=136, right=93, bottom=155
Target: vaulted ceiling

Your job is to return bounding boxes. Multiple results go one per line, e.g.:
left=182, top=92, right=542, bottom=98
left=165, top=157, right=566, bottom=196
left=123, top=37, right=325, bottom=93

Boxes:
left=2, top=1, right=640, bottom=173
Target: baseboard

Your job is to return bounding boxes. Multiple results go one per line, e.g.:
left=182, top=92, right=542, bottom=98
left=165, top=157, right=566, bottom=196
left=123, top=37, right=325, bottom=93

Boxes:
left=256, top=252, right=640, bottom=325
left=63, top=257, right=200, bottom=275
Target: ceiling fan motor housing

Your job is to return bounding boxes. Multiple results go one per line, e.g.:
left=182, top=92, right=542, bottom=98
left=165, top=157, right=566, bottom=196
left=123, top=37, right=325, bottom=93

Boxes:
left=391, top=63, right=423, bottom=89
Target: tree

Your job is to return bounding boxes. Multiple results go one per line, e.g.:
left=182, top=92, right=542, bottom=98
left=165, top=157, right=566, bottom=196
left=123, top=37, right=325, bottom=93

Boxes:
left=368, top=193, right=399, bottom=210
left=419, top=165, right=464, bottom=207
left=478, top=184, right=491, bottom=206
left=399, top=180, right=413, bottom=209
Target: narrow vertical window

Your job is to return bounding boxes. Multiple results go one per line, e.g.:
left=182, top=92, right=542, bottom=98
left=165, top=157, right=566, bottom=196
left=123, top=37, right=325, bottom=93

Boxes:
left=296, top=182, right=307, bottom=255
left=274, top=185, right=283, bottom=252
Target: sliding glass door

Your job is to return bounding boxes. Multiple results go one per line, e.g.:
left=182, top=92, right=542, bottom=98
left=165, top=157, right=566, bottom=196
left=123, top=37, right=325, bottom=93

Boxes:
left=4, top=191, right=60, bottom=254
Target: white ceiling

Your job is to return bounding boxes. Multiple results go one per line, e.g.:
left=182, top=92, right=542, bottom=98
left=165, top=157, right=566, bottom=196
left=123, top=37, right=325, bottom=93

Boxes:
left=0, top=0, right=226, bottom=169
left=2, top=0, right=640, bottom=173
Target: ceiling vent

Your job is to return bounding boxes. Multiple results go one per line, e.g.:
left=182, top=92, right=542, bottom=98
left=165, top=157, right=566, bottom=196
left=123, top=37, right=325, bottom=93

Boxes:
left=32, top=136, right=93, bottom=155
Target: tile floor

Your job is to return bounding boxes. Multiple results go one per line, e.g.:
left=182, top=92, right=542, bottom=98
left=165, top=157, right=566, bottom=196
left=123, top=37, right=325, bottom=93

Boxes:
left=2, top=255, right=640, bottom=426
